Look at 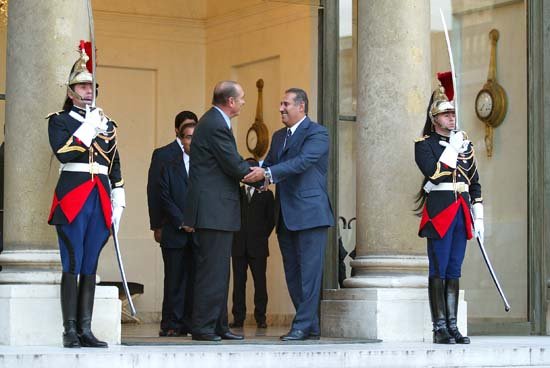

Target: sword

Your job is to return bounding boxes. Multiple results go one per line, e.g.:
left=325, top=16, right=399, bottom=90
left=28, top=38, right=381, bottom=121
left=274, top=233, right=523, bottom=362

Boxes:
left=86, top=0, right=97, bottom=108
left=470, top=212, right=511, bottom=312
left=439, top=8, right=459, bottom=130
left=112, top=225, right=137, bottom=316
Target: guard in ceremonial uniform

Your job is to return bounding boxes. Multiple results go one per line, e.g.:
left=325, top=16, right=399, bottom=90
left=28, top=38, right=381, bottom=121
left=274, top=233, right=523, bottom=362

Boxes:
left=47, top=42, right=125, bottom=348
left=414, top=72, right=484, bottom=345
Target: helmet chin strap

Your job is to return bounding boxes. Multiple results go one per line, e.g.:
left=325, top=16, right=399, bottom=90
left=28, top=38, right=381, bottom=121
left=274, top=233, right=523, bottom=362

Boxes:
left=67, top=86, right=91, bottom=108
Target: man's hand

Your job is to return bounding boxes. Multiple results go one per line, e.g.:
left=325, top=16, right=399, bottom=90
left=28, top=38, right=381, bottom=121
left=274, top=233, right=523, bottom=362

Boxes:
left=182, top=225, right=195, bottom=233
left=243, top=166, right=265, bottom=183
left=153, top=229, right=162, bottom=243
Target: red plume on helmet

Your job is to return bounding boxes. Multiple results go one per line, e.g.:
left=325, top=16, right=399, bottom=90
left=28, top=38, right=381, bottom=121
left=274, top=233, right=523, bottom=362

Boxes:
left=79, top=40, right=93, bottom=73
left=437, top=71, right=454, bottom=101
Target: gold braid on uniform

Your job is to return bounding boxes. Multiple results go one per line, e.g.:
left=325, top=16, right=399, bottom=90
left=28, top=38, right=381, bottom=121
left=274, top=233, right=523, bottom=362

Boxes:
left=92, top=128, right=118, bottom=165
left=429, top=161, right=452, bottom=180
left=457, top=166, right=471, bottom=184
left=57, top=136, right=87, bottom=154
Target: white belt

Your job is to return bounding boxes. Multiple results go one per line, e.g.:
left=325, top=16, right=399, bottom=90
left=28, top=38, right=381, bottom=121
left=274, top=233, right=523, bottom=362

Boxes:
left=60, top=162, right=108, bottom=175
left=427, top=182, right=469, bottom=193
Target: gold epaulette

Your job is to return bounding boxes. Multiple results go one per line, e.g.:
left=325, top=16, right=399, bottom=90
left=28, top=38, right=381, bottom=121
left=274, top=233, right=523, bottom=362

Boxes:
left=414, top=135, right=430, bottom=143
left=45, top=110, right=64, bottom=119
left=104, top=114, right=118, bottom=127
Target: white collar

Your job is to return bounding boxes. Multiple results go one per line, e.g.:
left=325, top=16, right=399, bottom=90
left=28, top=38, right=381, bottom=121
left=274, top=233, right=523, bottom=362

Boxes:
left=288, top=116, right=306, bottom=135
left=213, top=106, right=231, bottom=129
left=176, top=137, right=184, bottom=151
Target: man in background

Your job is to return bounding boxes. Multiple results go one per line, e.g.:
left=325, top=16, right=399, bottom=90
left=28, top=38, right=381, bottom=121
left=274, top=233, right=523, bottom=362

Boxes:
left=157, top=121, right=196, bottom=337
left=146, top=110, right=198, bottom=243
left=230, top=158, right=275, bottom=329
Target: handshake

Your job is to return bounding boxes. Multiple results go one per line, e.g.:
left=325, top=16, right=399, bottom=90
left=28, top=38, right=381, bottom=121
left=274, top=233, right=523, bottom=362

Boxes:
left=242, top=166, right=269, bottom=191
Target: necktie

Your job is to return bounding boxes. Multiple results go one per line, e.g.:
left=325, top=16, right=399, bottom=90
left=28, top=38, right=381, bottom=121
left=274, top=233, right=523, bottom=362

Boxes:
left=246, top=187, right=253, bottom=202
left=283, top=128, right=292, bottom=149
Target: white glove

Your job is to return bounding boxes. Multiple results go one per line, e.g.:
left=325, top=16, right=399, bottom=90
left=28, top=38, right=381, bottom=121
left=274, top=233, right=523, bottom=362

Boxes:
left=73, top=105, right=108, bottom=146
left=86, top=105, right=108, bottom=134
left=449, top=131, right=469, bottom=153
left=111, top=187, right=126, bottom=234
left=439, top=131, right=470, bottom=168
left=472, top=202, right=484, bottom=241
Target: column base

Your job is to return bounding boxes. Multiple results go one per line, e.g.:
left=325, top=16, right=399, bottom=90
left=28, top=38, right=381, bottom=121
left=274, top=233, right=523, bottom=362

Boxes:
left=321, top=288, right=467, bottom=342
left=0, top=250, right=62, bottom=284
left=0, top=285, right=121, bottom=346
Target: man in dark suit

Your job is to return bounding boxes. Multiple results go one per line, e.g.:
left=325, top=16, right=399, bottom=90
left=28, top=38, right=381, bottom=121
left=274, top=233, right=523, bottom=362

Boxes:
left=230, top=158, right=275, bottom=329
left=157, top=121, right=196, bottom=337
left=146, top=111, right=198, bottom=243
left=183, top=81, right=252, bottom=342
left=243, top=88, right=334, bottom=341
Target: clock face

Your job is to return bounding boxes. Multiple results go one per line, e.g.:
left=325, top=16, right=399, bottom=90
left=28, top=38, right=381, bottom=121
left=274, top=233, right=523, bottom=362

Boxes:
left=246, top=128, right=258, bottom=152
left=476, top=90, right=493, bottom=119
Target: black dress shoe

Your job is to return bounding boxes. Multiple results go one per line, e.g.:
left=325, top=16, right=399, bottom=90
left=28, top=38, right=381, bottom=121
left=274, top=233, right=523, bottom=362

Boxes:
left=307, top=333, right=320, bottom=340
left=280, top=329, right=307, bottom=341
left=159, top=329, right=181, bottom=337
left=192, top=333, right=222, bottom=341
left=229, top=321, right=244, bottom=328
left=78, top=331, right=108, bottom=348
left=256, top=321, right=267, bottom=329
left=219, top=331, right=244, bottom=340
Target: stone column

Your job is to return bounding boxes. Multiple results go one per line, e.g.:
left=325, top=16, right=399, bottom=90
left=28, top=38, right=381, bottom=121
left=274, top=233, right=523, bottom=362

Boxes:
left=1, top=0, right=89, bottom=283
left=321, top=0, right=466, bottom=341
left=0, top=0, right=120, bottom=345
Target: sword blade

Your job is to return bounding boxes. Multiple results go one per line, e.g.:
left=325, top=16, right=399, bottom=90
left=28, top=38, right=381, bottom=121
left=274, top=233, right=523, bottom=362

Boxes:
left=112, top=226, right=137, bottom=316
left=86, top=0, right=97, bottom=108
left=439, top=8, right=459, bottom=130
left=476, top=236, right=511, bottom=312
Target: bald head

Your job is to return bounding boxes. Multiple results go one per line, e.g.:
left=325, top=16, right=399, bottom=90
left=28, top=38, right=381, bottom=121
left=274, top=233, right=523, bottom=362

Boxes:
left=211, top=80, right=246, bottom=118
left=212, top=81, right=241, bottom=106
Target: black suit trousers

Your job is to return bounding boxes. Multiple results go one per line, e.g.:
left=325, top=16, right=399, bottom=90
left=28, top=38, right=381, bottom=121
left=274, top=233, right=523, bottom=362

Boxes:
left=191, top=229, right=233, bottom=335
left=160, top=246, right=194, bottom=332
left=231, top=255, right=268, bottom=324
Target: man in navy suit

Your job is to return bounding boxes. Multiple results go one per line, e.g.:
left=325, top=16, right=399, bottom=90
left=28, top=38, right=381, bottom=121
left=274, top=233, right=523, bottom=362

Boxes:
left=157, top=121, right=196, bottom=337
left=146, top=111, right=198, bottom=243
left=243, top=88, right=334, bottom=341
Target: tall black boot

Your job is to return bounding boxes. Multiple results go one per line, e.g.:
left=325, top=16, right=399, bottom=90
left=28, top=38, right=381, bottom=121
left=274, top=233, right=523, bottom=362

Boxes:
left=61, top=273, right=81, bottom=348
left=77, top=274, right=108, bottom=348
left=428, top=277, right=455, bottom=344
left=446, top=278, right=470, bottom=344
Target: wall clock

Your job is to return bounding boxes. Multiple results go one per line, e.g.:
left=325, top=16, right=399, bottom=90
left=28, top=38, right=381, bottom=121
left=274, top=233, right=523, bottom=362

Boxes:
left=246, top=78, right=269, bottom=159
left=475, top=29, right=507, bottom=157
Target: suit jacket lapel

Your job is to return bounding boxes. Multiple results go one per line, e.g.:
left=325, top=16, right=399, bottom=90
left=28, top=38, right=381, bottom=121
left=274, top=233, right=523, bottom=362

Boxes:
left=280, top=117, right=310, bottom=158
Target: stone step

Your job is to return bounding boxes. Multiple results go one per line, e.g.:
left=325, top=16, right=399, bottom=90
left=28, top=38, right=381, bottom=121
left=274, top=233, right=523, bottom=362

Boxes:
left=0, top=336, right=549, bottom=368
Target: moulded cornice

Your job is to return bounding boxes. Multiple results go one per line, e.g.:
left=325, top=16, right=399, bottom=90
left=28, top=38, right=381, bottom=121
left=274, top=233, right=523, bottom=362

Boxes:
left=94, top=10, right=206, bottom=44
left=205, top=2, right=316, bottom=43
